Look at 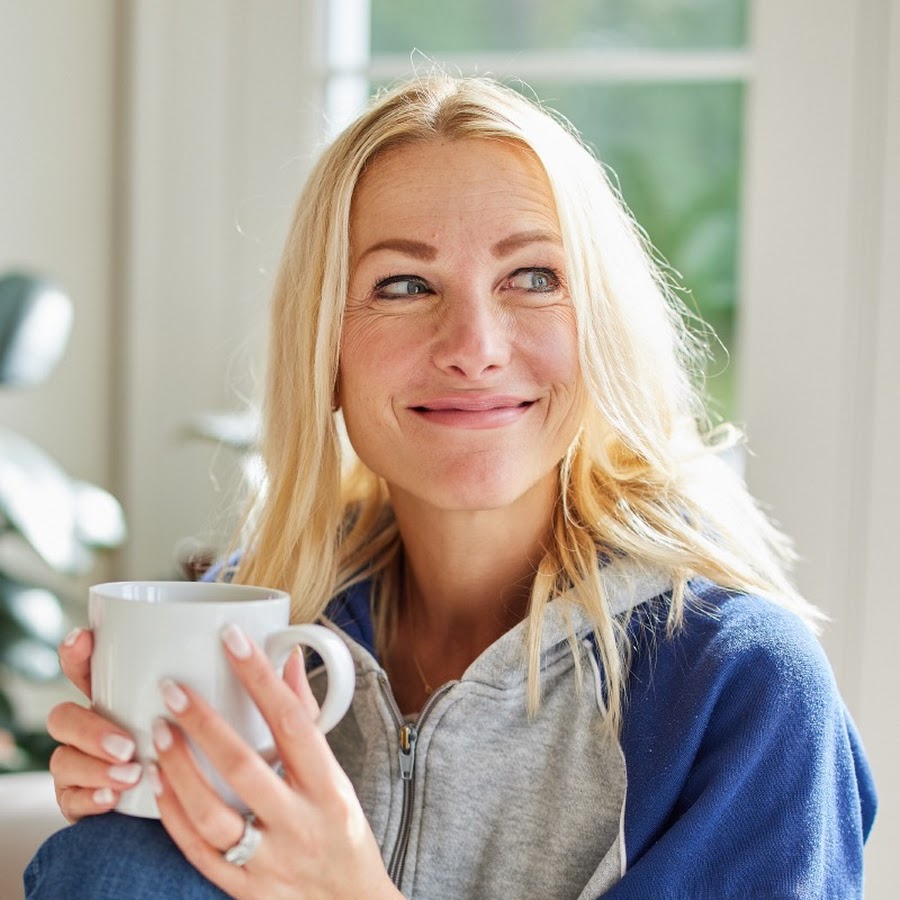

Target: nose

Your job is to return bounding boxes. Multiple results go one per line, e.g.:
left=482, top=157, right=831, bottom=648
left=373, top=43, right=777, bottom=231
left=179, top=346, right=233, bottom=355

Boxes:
left=431, top=291, right=511, bottom=379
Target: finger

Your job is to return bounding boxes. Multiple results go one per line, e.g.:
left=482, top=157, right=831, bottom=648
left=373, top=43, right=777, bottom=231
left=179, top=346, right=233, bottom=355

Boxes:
left=151, top=715, right=249, bottom=852
left=157, top=678, right=299, bottom=825
left=55, top=784, right=122, bottom=824
left=49, top=743, right=143, bottom=792
left=283, top=647, right=320, bottom=719
left=149, top=763, right=249, bottom=899
left=220, top=624, right=341, bottom=794
left=58, top=628, right=93, bottom=699
left=46, top=702, right=136, bottom=764
left=49, top=740, right=141, bottom=825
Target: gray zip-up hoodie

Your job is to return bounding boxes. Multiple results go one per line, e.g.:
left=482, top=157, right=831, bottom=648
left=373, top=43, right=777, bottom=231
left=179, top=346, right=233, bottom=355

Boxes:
left=310, top=561, right=671, bottom=899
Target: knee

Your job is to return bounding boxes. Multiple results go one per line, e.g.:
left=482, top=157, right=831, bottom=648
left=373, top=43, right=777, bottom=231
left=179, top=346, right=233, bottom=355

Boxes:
left=25, top=813, right=228, bottom=899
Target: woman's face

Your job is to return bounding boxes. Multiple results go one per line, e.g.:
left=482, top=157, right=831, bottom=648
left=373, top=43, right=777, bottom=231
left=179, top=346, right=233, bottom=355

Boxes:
left=339, top=138, right=584, bottom=514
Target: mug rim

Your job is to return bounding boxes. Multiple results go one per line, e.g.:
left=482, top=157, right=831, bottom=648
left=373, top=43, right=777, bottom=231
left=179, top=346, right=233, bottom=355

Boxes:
left=89, top=580, right=290, bottom=605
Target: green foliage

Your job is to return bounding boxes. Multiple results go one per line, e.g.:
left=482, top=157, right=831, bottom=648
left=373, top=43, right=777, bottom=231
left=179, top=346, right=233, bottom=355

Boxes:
left=371, top=0, right=747, bottom=54
left=0, top=727, right=59, bottom=774
left=0, top=574, right=65, bottom=771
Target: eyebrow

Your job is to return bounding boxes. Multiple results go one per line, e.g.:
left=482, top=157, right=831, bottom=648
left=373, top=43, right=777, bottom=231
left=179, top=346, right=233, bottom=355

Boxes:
left=357, top=239, right=437, bottom=262
left=355, top=229, right=562, bottom=264
left=491, top=229, right=562, bottom=258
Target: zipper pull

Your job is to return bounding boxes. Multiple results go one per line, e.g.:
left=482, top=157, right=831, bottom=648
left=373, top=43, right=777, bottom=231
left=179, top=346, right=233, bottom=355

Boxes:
left=398, top=723, right=418, bottom=781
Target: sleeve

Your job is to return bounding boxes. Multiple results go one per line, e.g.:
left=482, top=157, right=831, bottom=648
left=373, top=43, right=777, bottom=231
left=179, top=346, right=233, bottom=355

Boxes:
left=603, top=593, right=877, bottom=900
left=199, top=551, right=241, bottom=583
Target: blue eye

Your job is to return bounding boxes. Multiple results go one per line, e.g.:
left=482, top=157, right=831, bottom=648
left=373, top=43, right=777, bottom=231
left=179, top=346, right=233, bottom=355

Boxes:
left=374, top=276, right=431, bottom=298
left=508, top=268, right=559, bottom=292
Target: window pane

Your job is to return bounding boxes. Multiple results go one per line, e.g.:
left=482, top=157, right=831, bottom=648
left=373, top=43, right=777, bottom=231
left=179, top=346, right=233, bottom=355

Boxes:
left=371, top=0, right=748, bottom=54
left=527, top=81, right=743, bottom=416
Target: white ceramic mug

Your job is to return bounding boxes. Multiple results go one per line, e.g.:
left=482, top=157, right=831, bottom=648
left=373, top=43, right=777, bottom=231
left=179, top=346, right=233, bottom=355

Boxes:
left=89, top=580, right=355, bottom=818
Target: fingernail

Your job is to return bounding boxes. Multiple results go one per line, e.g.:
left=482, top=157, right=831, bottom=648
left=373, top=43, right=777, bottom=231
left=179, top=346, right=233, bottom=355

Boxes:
left=160, top=678, right=189, bottom=713
left=152, top=717, right=173, bottom=751
left=101, top=733, right=136, bottom=762
left=146, top=763, right=163, bottom=797
left=62, top=627, right=83, bottom=647
left=108, top=762, right=142, bottom=785
left=221, top=623, right=252, bottom=659
left=93, top=787, right=115, bottom=806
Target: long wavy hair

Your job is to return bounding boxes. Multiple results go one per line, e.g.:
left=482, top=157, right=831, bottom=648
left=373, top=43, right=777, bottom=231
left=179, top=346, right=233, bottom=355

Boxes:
left=231, top=74, right=821, bottom=732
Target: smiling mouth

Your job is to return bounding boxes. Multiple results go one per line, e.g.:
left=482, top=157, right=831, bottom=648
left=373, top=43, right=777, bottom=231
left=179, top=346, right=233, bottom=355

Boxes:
left=412, top=399, right=534, bottom=413
left=409, top=398, right=536, bottom=429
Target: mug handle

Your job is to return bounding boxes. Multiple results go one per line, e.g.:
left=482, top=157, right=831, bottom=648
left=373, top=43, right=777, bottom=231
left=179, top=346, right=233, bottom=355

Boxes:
left=264, top=624, right=355, bottom=734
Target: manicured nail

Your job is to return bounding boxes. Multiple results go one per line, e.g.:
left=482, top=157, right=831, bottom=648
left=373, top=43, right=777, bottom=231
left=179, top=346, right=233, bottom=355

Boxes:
left=62, top=627, right=83, bottom=647
left=108, top=762, right=142, bottom=785
left=160, top=678, right=189, bottom=713
left=101, top=733, right=136, bottom=762
left=146, top=763, right=163, bottom=797
left=152, top=717, right=173, bottom=751
left=93, top=787, right=115, bottom=806
left=221, top=623, right=252, bottom=659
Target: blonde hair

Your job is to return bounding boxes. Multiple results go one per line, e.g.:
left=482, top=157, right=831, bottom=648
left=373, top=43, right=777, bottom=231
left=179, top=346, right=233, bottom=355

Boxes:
left=233, top=74, right=821, bottom=733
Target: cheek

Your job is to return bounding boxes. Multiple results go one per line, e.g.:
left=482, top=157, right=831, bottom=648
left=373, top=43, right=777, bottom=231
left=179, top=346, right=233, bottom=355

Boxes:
left=338, top=317, right=418, bottom=429
left=341, top=309, right=431, bottom=372
left=519, top=311, right=580, bottom=387
left=340, top=317, right=391, bottom=388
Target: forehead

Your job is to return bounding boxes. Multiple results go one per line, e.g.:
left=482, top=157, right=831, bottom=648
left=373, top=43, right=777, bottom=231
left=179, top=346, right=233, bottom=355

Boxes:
left=349, top=139, right=561, bottom=257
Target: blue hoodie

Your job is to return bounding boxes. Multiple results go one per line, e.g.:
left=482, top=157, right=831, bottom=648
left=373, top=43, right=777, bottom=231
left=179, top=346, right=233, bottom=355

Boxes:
left=318, top=567, right=876, bottom=898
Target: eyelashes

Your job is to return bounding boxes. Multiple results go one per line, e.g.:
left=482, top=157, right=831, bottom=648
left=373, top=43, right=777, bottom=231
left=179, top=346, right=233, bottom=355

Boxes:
left=371, top=267, right=565, bottom=300
left=506, top=267, right=561, bottom=293
left=372, top=275, right=432, bottom=299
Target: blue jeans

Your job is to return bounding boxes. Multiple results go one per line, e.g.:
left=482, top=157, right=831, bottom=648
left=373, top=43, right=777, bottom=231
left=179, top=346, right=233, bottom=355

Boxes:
left=25, top=813, right=230, bottom=899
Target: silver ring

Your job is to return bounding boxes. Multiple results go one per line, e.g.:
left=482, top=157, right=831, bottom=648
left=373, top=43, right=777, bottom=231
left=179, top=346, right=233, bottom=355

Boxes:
left=223, top=814, right=262, bottom=867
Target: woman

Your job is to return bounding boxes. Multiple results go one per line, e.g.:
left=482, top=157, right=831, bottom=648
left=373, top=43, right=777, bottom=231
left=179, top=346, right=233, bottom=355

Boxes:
left=29, top=75, right=875, bottom=898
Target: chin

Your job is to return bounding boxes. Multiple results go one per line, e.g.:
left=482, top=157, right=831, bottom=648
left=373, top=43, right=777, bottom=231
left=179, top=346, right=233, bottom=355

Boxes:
left=410, top=459, right=557, bottom=514
left=429, top=486, right=532, bottom=513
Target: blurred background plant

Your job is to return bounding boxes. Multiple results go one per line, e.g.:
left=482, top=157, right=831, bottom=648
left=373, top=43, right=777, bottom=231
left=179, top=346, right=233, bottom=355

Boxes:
left=0, top=271, right=125, bottom=771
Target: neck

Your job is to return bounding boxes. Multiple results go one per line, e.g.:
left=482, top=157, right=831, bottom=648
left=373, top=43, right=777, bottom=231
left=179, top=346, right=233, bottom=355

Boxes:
left=390, top=473, right=557, bottom=655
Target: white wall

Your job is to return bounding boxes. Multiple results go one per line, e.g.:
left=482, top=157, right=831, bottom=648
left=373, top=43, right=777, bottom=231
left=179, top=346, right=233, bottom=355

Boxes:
left=0, top=0, right=116, bottom=553
left=741, top=0, right=898, bottom=894
left=119, top=0, right=326, bottom=577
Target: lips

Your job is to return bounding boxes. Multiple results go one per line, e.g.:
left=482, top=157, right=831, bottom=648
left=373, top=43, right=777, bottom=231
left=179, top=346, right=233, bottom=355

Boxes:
left=413, top=395, right=532, bottom=412
left=410, top=395, right=535, bottom=428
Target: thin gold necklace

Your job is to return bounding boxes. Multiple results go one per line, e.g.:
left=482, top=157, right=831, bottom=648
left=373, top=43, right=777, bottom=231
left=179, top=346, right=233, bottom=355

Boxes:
left=410, top=645, right=434, bottom=696
left=407, top=602, right=435, bottom=695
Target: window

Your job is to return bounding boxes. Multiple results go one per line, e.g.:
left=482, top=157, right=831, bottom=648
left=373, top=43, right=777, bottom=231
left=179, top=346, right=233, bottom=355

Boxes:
left=326, top=0, right=749, bottom=418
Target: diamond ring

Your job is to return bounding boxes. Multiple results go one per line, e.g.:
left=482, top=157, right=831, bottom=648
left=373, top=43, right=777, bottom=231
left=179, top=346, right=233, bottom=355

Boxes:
left=223, top=813, right=262, bottom=867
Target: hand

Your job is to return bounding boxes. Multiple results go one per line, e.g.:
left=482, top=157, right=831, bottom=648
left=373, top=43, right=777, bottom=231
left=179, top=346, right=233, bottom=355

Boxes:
left=150, top=624, right=401, bottom=900
left=47, top=628, right=141, bottom=822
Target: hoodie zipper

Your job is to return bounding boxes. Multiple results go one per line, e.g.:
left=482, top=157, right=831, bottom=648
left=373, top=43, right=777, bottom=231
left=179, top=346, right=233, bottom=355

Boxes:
left=380, top=675, right=451, bottom=887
